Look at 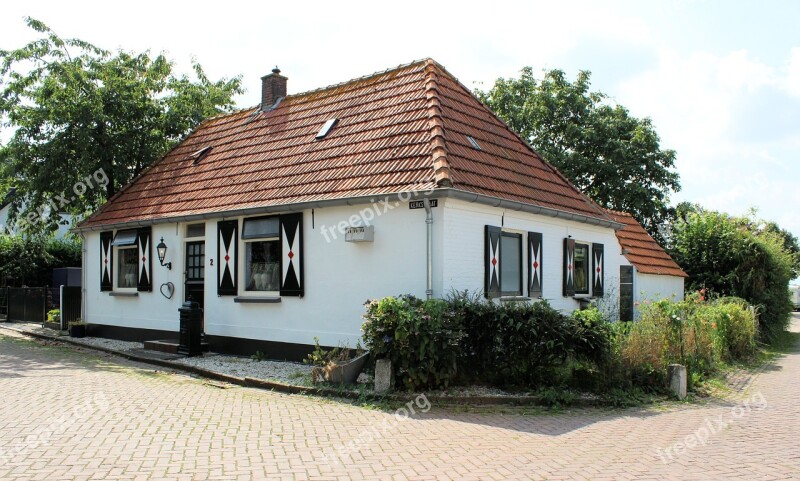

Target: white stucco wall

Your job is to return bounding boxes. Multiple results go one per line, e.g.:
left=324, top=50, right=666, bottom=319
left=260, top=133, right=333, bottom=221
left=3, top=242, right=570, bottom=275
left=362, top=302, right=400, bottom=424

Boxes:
left=440, top=198, right=622, bottom=314
left=634, top=272, right=685, bottom=305
left=84, top=201, right=440, bottom=347
left=84, top=196, right=630, bottom=345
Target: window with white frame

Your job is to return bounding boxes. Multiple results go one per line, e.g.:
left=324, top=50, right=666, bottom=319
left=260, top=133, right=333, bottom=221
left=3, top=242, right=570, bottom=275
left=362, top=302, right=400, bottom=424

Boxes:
left=242, top=216, right=280, bottom=292
left=485, top=226, right=524, bottom=298
left=500, top=231, right=523, bottom=296
left=573, top=242, right=590, bottom=294
left=112, top=229, right=138, bottom=289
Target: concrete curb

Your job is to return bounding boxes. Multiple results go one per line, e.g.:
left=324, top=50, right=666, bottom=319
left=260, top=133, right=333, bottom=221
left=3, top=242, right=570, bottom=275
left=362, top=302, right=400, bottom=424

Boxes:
left=0, top=323, right=616, bottom=408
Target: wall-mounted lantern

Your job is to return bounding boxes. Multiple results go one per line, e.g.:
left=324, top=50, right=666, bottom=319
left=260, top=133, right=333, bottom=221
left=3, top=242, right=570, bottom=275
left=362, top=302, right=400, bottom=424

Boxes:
left=156, top=237, right=172, bottom=270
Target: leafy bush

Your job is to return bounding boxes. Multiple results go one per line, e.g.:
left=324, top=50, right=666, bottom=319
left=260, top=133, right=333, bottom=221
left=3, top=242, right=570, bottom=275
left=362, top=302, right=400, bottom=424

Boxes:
left=361, top=292, right=758, bottom=394
left=450, top=293, right=612, bottom=386
left=610, top=294, right=757, bottom=388
left=536, top=387, right=576, bottom=408
left=363, top=293, right=613, bottom=390
left=0, top=234, right=81, bottom=286
left=362, top=296, right=464, bottom=390
left=570, top=307, right=613, bottom=366
left=47, top=309, right=60, bottom=322
left=671, top=210, right=794, bottom=340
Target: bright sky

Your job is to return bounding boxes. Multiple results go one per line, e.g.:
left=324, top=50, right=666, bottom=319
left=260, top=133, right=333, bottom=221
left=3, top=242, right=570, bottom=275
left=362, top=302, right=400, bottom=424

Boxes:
left=2, top=0, right=799, bottom=238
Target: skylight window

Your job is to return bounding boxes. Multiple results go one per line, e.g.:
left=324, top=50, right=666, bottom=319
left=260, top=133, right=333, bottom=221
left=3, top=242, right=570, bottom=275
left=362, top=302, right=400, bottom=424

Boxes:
left=315, top=118, right=339, bottom=140
left=190, top=146, right=213, bottom=164
left=467, top=136, right=481, bottom=151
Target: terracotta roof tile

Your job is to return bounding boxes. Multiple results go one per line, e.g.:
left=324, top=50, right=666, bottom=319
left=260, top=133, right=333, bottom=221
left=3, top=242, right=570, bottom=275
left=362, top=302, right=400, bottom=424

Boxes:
left=81, top=59, right=612, bottom=228
left=606, top=209, right=688, bottom=278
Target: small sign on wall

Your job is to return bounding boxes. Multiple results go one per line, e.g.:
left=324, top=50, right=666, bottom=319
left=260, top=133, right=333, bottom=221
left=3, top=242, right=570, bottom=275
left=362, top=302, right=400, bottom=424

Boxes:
left=345, top=225, right=374, bottom=242
left=409, top=199, right=438, bottom=209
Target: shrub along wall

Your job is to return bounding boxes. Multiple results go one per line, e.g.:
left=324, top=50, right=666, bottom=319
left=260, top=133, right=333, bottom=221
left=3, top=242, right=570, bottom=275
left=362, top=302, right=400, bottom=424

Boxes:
left=670, top=210, right=794, bottom=341
left=0, top=235, right=81, bottom=286
left=362, top=292, right=758, bottom=392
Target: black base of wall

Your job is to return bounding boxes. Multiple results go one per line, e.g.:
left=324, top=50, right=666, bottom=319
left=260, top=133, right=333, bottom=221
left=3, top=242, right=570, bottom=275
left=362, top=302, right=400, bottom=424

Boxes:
left=88, top=324, right=176, bottom=343
left=86, top=323, right=315, bottom=361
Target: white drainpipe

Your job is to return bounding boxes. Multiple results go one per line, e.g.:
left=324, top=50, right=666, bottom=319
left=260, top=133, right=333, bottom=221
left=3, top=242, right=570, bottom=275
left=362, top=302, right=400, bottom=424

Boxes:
left=80, top=232, right=87, bottom=321
left=424, top=199, right=433, bottom=299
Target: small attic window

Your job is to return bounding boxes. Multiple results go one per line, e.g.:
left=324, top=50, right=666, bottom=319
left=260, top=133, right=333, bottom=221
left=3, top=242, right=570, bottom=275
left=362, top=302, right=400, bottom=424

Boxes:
left=190, top=146, right=212, bottom=164
left=467, top=136, right=481, bottom=151
left=315, top=118, right=338, bottom=140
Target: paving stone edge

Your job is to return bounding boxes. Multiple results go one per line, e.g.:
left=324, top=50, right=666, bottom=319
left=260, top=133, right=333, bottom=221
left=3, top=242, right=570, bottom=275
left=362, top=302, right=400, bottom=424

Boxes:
left=1, top=323, right=628, bottom=408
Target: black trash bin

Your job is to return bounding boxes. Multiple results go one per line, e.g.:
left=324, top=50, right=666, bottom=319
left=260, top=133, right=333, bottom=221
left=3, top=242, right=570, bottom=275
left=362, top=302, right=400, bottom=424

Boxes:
left=178, top=301, right=203, bottom=356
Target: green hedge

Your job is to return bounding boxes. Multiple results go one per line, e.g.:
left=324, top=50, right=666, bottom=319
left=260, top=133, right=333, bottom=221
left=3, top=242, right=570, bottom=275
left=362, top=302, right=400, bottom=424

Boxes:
left=362, top=293, right=612, bottom=390
left=0, top=235, right=81, bottom=286
left=362, top=292, right=758, bottom=392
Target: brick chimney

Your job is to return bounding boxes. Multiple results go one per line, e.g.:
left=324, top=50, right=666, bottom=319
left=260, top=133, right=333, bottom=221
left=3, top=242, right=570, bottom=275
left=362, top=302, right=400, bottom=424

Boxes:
left=261, top=67, right=287, bottom=111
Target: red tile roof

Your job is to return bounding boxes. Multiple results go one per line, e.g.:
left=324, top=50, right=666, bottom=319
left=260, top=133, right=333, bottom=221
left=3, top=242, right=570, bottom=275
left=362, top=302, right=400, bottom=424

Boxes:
left=605, top=210, right=688, bottom=278
left=80, top=59, right=612, bottom=228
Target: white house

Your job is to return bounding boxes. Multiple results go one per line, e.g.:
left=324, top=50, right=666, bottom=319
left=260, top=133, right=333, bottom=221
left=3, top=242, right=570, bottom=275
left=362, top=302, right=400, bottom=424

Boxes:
left=605, top=210, right=687, bottom=320
left=75, top=59, right=642, bottom=359
left=0, top=188, right=73, bottom=238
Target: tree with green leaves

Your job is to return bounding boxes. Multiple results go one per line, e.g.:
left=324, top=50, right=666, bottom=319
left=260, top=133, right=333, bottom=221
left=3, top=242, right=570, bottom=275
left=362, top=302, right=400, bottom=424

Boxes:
left=670, top=208, right=794, bottom=340
left=477, top=68, right=680, bottom=243
left=0, top=18, right=243, bottom=234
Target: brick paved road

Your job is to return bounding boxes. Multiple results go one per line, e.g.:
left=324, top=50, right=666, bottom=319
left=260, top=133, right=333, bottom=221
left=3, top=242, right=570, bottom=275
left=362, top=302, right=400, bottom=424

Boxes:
left=1, top=317, right=799, bottom=481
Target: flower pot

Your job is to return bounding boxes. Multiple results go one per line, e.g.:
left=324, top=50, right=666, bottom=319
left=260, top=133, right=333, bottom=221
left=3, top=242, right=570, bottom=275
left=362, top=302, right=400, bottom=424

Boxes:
left=70, top=325, right=87, bottom=338
left=323, top=351, right=369, bottom=384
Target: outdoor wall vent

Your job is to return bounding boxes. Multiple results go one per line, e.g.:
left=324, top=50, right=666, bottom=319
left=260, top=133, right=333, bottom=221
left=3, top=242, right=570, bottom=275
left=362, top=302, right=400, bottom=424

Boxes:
left=315, top=118, right=339, bottom=140
left=190, top=146, right=213, bottom=164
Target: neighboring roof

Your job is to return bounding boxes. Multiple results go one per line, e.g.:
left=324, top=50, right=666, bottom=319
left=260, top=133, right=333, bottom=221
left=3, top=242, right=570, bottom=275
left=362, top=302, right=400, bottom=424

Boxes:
left=605, top=209, right=688, bottom=278
left=80, top=59, right=613, bottom=229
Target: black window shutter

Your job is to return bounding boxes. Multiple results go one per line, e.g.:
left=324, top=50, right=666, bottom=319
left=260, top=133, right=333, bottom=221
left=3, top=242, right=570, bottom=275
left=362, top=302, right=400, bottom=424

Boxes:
left=485, top=225, right=501, bottom=299
left=217, top=220, right=238, bottom=296
left=280, top=213, right=304, bottom=297
left=592, top=243, right=605, bottom=297
left=136, top=227, right=152, bottom=292
left=563, top=238, right=575, bottom=296
left=100, top=231, right=113, bottom=291
left=528, top=232, right=543, bottom=298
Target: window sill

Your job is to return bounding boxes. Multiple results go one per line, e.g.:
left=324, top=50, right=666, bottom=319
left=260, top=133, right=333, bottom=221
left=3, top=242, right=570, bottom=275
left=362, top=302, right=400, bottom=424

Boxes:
left=499, top=296, right=530, bottom=302
left=109, top=292, right=139, bottom=297
left=234, top=296, right=281, bottom=304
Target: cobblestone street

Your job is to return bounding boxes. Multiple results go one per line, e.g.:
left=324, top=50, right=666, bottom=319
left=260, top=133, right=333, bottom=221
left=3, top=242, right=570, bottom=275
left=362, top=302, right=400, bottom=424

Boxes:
left=1, top=318, right=799, bottom=480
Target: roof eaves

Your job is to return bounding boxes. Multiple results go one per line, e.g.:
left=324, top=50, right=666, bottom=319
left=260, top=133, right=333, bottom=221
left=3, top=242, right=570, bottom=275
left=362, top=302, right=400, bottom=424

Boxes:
left=444, top=188, right=625, bottom=230
left=72, top=187, right=444, bottom=233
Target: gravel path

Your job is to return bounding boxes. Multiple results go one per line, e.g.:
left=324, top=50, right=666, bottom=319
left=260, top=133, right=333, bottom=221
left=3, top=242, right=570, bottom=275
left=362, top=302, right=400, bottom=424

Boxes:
left=70, top=336, right=141, bottom=352
left=175, top=354, right=313, bottom=384
left=1, top=322, right=314, bottom=386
